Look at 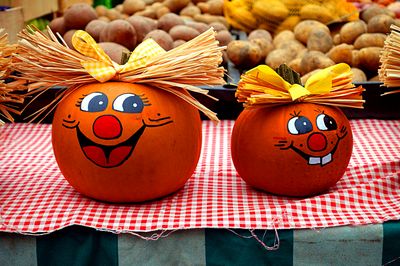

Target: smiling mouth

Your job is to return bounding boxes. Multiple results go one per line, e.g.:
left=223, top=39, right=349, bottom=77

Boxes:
left=278, top=133, right=344, bottom=166
left=76, top=124, right=146, bottom=168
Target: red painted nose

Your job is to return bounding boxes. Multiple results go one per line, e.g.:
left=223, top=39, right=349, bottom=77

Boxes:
left=307, top=132, right=327, bottom=151
left=93, top=115, right=122, bottom=139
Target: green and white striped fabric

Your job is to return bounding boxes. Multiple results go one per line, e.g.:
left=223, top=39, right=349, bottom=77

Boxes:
left=1, top=222, right=399, bottom=266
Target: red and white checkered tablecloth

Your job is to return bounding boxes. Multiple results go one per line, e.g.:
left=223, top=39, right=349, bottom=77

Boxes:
left=1, top=120, right=399, bottom=234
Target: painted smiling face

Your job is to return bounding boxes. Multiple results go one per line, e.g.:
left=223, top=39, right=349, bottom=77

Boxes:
left=231, top=102, right=353, bottom=197
left=52, top=82, right=202, bottom=202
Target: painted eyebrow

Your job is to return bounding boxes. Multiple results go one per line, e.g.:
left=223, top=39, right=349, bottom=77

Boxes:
left=290, top=110, right=301, bottom=117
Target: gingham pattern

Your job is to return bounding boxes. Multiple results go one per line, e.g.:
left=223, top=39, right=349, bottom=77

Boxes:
left=1, top=120, right=399, bottom=234
left=72, top=30, right=165, bottom=83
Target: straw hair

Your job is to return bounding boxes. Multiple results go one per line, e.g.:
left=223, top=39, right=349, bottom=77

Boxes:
left=236, top=65, right=364, bottom=109
left=12, top=26, right=225, bottom=121
left=379, top=24, right=400, bottom=94
left=0, top=29, right=25, bottom=124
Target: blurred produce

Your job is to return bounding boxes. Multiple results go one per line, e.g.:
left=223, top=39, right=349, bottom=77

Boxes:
left=223, top=0, right=359, bottom=34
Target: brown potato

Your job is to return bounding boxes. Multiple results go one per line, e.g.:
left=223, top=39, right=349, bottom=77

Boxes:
left=127, top=15, right=157, bottom=43
left=209, top=22, right=228, bottom=32
left=98, top=16, right=110, bottom=22
left=301, top=69, right=322, bottom=84
left=180, top=5, right=201, bottom=17
left=123, top=0, right=146, bottom=15
left=266, top=49, right=296, bottom=70
left=293, top=20, right=330, bottom=45
left=99, top=19, right=137, bottom=50
left=339, top=20, right=367, bottom=44
left=173, top=39, right=186, bottom=48
left=193, top=14, right=229, bottom=28
left=163, top=0, right=191, bottom=13
left=354, top=47, right=382, bottom=72
left=169, top=25, right=200, bottom=41
left=300, top=51, right=335, bottom=75
left=98, top=42, right=129, bottom=64
left=227, top=40, right=263, bottom=68
left=351, top=68, right=367, bottom=83
left=327, top=44, right=354, bottom=65
left=367, top=14, right=394, bottom=34
left=185, top=21, right=210, bottom=33
left=144, top=29, right=174, bottom=51
left=207, top=0, right=224, bottom=16
left=156, top=6, right=170, bottom=19
left=49, top=17, right=67, bottom=36
left=85, top=19, right=108, bottom=42
left=275, top=40, right=305, bottom=57
left=106, top=8, right=122, bottom=20
left=361, top=4, right=395, bottom=22
left=288, top=57, right=302, bottom=74
left=333, top=33, right=341, bottom=45
left=273, top=30, right=295, bottom=47
left=248, top=29, right=272, bottom=43
left=63, top=30, right=77, bottom=50
left=250, top=38, right=274, bottom=60
left=307, top=29, right=333, bottom=53
left=157, top=13, right=185, bottom=32
left=95, top=5, right=108, bottom=17
left=353, top=33, right=387, bottom=49
left=216, top=30, right=233, bottom=47
left=64, top=3, right=98, bottom=29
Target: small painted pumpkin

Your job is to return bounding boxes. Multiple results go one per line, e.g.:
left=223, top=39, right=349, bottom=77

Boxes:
left=52, top=82, right=202, bottom=202
left=231, top=102, right=353, bottom=197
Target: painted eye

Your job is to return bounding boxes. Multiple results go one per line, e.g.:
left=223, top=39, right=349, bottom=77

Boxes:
left=113, top=93, right=144, bottom=113
left=316, top=114, right=337, bottom=131
left=80, top=92, right=108, bottom=112
left=287, top=116, right=313, bottom=135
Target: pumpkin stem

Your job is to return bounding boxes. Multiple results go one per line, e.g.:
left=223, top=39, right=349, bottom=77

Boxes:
left=275, top=64, right=301, bottom=85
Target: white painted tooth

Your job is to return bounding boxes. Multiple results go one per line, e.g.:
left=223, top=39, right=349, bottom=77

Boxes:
left=322, top=153, right=332, bottom=165
left=309, top=157, right=321, bottom=165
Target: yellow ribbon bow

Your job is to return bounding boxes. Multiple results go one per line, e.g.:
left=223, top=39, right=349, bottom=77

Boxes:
left=243, top=63, right=351, bottom=101
left=72, top=30, right=166, bottom=82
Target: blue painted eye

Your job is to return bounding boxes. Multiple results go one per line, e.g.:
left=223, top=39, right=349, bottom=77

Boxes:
left=113, top=93, right=144, bottom=113
left=288, top=116, right=313, bottom=135
left=80, top=92, right=108, bottom=112
left=316, top=114, right=337, bottom=131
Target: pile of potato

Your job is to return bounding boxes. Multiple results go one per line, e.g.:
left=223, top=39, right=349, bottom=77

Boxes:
left=227, top=4, right=398, bottom=83
left=49, top=0, right=233, bottom=64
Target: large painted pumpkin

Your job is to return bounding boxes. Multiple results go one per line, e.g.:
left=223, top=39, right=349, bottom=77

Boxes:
left=52, top=82, right=202, bottom=202
left=231, top=102, right=353, bottom=197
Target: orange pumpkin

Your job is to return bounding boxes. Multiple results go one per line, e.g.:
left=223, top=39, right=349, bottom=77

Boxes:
left=52, top=82, right=202, bottom=202
left=231, top=102, right=353, bottom=197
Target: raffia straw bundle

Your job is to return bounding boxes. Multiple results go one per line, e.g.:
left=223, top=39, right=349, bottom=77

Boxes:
left=236, top=64, right=364, bottom=109
left=0, top=29, right=25, bottom=124
left=379, top=24, right=400, bottom=95
left=12, top=26, right=225, bottom=121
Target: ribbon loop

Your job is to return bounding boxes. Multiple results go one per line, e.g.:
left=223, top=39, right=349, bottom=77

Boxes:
left=72, top=30, right=166, bottom=82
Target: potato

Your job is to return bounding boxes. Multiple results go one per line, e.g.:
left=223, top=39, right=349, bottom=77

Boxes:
left=327, top=44, right=354, bottom=65
left=301, top=69, right=322, bottom=84
left=115, top=4, right=124, bottom=12
left=64, top=3, right=98, bottom=29
left=227, top=40, right=263, bottom=68
left=173, top=39, right=186, bottom=48
left=127, top=15, right=157, bottom=43
left=353, top=47, right=382, bottom=72
left=273, top=30, right=295, bottom=47
left=300, top=51, right=335, bottom=75
left=266, top=49, right=296, bottom=70
left=156, top=6, right=170, bottom=19
left=98, top=42, right=129, bottom=64
left=209, top=22, right=228, bottom=32
left=106, top=8, right=122, bottom=20
left=169, top=25, right=200, bottom=41
left=367, top=14, right=394, bottom=34
left=85, top=19, right=108, bottom=42
left=307, top=29, right=333, bottom=53
left=123, top=0, right=146, bottom=15
left=193, top=14, right=229, bottom=28
left=361, top=4, right=395, bottom=22
left=275, top=16, right=301, bottom=33
left=207, top=0, right=224, bottom=16
left=248, top=29, right=272, bottom=43
left=163, top=0, right=190, bottom=13
left=144, top=29, right=174, bottom=51
left=185, top=21, right=210, bottom=33
left=180, top=5, right=201, bottom=17
left=339, top=20, right=367, bottom=44
left=293, top=20, right=330, bottom=45
left=369, top=75, right=380, bottom=81
left=275, top=40, right=305, bottom=57
left=288, top=57, right=302, bottom=74
left=157, top=13, right=185, bottom=32
left=95, top=5, right=108, bottom=17
left=135, top=7, right=157, bottom=19
left=99, top=19, right=137, bottom=50
left=333, top=33, right=341, bottom=45
left=98, top=16, right=111, bottom=22
left=249, top=38, right=274, bottom=60
left=353, top=33, right=387, bottom=49
left=216, top=30, right=233, bottom=47
left=49, top=17, right=67, bottom=36
left=63, top=30, right=77, bottom=50
left=351, top=68, right=367, bottom=83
